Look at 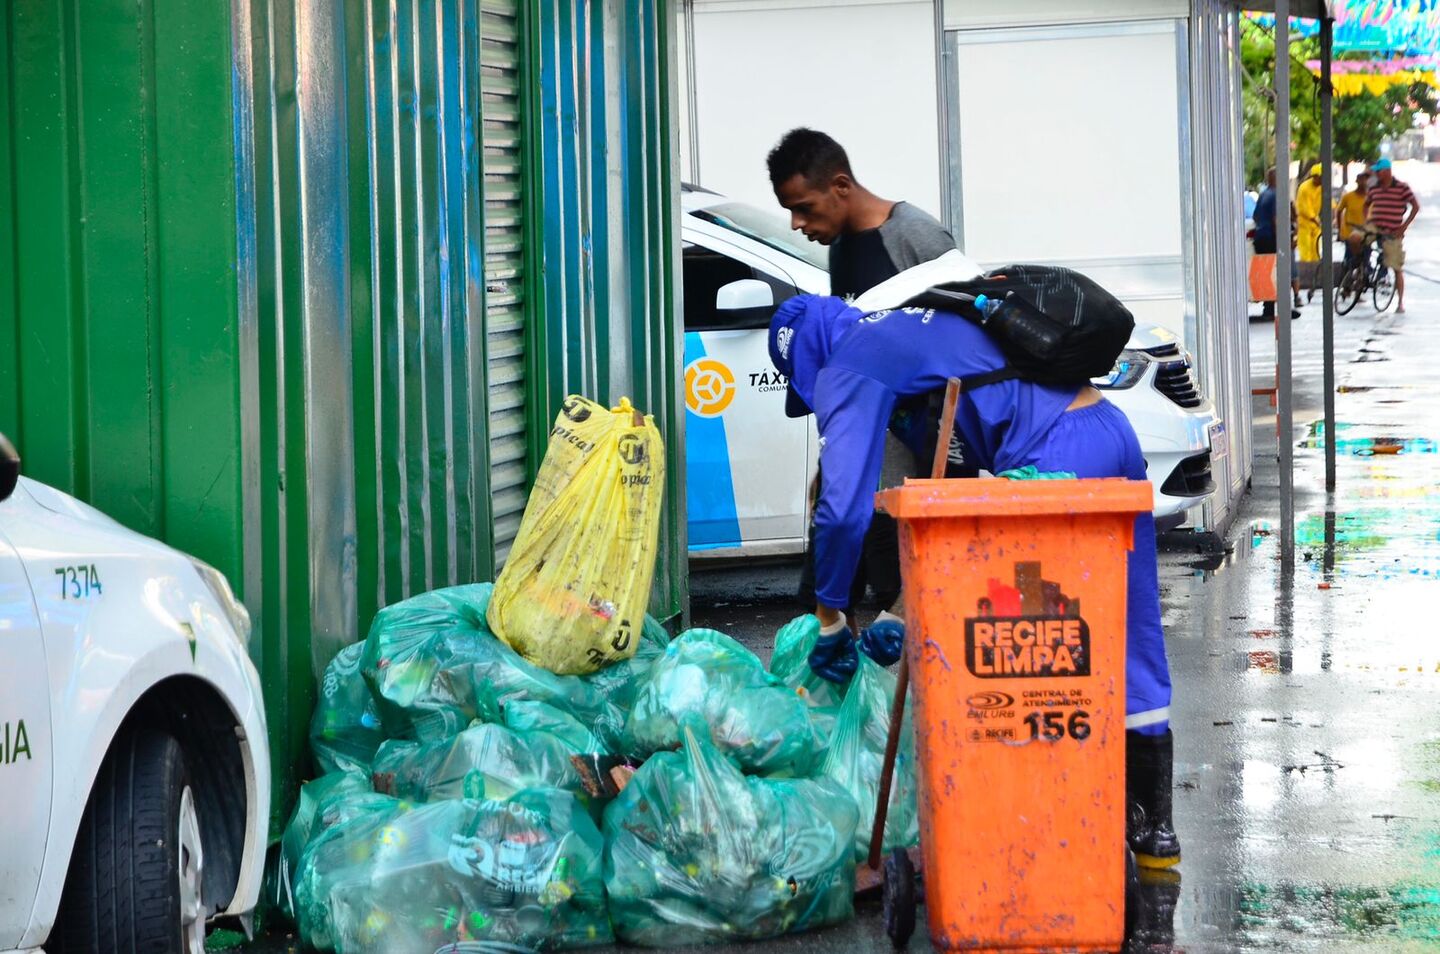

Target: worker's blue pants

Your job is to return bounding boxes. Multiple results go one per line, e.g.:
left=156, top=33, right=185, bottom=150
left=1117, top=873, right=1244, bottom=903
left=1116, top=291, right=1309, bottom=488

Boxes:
left=1023, top=399, right=1172, bottom=736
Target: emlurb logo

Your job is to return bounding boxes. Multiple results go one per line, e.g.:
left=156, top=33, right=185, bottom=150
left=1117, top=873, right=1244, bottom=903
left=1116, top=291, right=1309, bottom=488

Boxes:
left=965, top=691, right=1015, bottom=710
left=775, top=325, right=795, bottom=360
left=685, top=358, right=736, bottom=417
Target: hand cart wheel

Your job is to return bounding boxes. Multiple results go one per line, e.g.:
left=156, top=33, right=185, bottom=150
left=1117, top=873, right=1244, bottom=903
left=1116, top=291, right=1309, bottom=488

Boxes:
left=883, top=846, right=917, bottom=949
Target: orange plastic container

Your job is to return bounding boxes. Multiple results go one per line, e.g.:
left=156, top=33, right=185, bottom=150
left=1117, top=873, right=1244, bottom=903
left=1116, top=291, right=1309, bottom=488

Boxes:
left=875, top=477, right=1152, bottom=954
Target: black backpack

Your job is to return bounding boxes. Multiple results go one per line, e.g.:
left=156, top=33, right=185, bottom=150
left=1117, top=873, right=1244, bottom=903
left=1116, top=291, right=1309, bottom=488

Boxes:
left=902, top=264, right=1135, bottom=391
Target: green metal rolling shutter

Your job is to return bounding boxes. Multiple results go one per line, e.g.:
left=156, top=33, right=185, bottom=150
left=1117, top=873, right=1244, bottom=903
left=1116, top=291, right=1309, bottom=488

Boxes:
left=481, top=0, right=527, bottom=565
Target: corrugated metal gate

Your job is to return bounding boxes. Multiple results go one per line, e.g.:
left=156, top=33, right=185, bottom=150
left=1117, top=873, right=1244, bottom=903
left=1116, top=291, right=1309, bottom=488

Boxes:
left=0, top=0, right=244, bottom=583
left=5, top=0, right=683, bottom=827
left=480, top=0, right=530, bottom=563
left=483, top=1, right=529, bottom=567
left=1187, top=1, right=1253, bottom=531
left=232, top=0, right=565, bottom=818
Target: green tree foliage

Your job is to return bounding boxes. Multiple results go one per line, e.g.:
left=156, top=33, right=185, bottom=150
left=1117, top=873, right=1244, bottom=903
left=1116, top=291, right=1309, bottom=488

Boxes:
left=1241, top=19, right=1321, bottom=187
left=1334, top=85, right=1439, bottom=177
left=1241, top=20, right=1440, bottom=188
left=1333, top=91, right=1396, bottom=173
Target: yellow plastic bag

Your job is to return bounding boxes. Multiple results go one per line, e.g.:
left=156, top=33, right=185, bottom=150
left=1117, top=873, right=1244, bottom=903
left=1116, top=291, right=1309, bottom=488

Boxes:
left=488, top=395, right=665, bottom=675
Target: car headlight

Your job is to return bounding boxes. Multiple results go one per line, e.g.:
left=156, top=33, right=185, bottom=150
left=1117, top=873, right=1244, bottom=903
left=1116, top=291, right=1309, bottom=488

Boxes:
left=1094, top=350, right=1150, bottom=390
left=191, top=559, right=253, bottom=647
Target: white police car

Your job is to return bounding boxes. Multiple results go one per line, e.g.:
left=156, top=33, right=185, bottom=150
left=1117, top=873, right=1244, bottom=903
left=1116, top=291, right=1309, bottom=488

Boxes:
left=680, top=186, right=1219, bottom=557
left=0, top=435, right=269, bottom=954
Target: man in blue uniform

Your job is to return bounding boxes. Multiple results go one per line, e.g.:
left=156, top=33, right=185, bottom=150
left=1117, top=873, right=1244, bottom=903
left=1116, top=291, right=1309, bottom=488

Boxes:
left=769, top=292, right=1180, bottom=869
left=767, top=128, right=960, bottom=623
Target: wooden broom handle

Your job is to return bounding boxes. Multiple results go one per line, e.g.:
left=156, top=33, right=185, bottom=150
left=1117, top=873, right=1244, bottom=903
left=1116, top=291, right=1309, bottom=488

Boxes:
left=931, top=378, right=962, bottom=479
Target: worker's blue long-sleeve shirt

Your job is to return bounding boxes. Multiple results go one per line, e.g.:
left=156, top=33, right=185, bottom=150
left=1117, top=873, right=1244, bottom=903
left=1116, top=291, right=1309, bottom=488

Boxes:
left=803, top=299, right=1079, bottom=608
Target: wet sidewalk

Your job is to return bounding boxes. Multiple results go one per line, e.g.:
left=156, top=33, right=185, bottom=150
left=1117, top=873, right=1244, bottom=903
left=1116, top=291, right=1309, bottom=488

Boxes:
left=679, top=176, right=1440, bottom=953
left=228, top=169, right=1440, bottom=954
left=1159, top=178, right=1440, bottom=950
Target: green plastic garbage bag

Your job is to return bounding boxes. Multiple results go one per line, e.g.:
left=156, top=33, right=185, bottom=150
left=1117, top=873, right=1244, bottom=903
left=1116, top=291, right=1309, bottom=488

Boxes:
left=359, top=584, right=499, bottom=741
left=623, top=628, right=821, bottom=775
left=997, top=465, right=1077, bottom=480
left=277, top=771, right=373, bottom=921
left=361, top=583, right=668, bottom=748
left=311, top=643, right=385, bottom=775
left=370, top=721, right=589, bottom=806
left=604, top=720, right=859, bottom=946
left=578, top=614, right=672, bottom=730
left=769, top=614, right=845, bottom=709
left=473, top=613, right=672, bottom=750
left=300, top=789, right=612, bottom=953
left=502, top=699, right=608, bottom=756
left=820, top=656, right=921, bottom=862
left=768, top=614, right=847, bottom=749
left=293, top=792, right=409, bottom=950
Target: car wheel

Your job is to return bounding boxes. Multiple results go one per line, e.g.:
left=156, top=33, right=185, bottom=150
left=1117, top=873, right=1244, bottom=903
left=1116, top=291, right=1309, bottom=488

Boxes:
left=52, top=729, right=206, bottom=954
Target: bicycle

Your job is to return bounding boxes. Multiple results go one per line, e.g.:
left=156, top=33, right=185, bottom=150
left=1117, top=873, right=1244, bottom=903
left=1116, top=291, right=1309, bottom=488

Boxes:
left=1336, top=230, right=1396, bottom=315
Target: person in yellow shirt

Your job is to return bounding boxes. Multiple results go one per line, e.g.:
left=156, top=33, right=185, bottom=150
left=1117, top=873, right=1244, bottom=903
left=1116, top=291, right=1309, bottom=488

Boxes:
left=1336, top=172, right=1370, bottom=265
left=1296, top=163, right=1325, bottom=257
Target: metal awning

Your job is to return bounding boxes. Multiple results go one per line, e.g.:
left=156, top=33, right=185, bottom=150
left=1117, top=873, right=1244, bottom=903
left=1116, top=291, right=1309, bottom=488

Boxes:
left=1228, top=2, right=1333, bottom=19
left=1236, top=1, right=1338, bottom=572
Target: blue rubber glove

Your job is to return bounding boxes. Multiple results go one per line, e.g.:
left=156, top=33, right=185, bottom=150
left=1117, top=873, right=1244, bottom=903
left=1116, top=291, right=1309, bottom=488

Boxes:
left=858, top=611, right=906, bottom=666
left=809, top=615, right=859, bottom=684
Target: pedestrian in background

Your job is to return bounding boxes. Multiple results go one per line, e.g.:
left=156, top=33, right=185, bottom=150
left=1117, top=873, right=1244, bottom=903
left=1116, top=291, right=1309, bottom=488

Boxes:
left=767, top=127, right=955, bottom=300
left=1336, top=170, right=1370, bottom=265
left=1365, top=158, right=1422, bottom=314
left=1296, top=164, right=1325, bottom=302
left=766, top=128, right=959, bottom=648
left=1252, top=167, right=1300, bottom=320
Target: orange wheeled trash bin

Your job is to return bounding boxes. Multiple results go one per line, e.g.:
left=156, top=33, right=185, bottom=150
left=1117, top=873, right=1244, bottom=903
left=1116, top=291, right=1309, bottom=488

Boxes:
left=875, top=477, right=1152, bottom=953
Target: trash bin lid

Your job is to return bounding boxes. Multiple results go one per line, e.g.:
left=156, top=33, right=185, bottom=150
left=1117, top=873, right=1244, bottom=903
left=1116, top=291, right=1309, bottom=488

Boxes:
left=875, top=478, right=1151, bottom=520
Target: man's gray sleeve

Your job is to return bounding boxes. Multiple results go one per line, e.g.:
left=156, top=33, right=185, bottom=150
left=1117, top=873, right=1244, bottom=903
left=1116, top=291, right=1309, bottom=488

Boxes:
left=880, top=202, right=957, bottom=271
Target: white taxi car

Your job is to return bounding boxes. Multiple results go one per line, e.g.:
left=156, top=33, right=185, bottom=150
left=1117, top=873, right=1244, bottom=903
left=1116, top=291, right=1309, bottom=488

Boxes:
left=680, top=186, right=1219, bottom=557
left=0, top=435, right=269, bottom=954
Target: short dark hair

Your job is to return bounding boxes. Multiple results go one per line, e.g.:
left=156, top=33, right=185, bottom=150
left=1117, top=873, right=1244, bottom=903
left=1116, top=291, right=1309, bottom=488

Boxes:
left=767, top=128, right=853, bottom=189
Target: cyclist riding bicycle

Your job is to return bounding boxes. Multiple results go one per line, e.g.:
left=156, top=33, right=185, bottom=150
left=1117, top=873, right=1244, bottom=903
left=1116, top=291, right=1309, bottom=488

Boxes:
left=1337, top=224, right=1399, bottom=315
left=1350, top=226, right=1388, bottom=275
left=1336, top=174, right=1370, bottom=267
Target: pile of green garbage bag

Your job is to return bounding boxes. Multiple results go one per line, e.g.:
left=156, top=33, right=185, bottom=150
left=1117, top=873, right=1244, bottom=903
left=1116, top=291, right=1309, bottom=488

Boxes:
left=293, top=787, right=612, bottom=953
left=310, top=643, right=385, bottom=776
left=276, top=771, right=378, bottom=923
left=821, top=657, right=921, bottom=861
left=359, top=583, right=668, bottom=748
left=370, top=721, right=590, bottom=806
left=623, top=628, right=822, bottom=775
left=283, top=583, right=924, bottom=952
left=604, top=719, right=859, bottom=946
left=770, top=614, right=921, bottom=860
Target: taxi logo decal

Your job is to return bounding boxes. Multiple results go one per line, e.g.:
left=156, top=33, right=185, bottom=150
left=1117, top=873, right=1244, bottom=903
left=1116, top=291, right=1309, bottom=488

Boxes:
left=685, top=358, right=736, bottom=417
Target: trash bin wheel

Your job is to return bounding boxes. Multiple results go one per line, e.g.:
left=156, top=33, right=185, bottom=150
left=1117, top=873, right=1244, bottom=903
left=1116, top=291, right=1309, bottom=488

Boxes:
left=883, top=847, right=917, bottom=949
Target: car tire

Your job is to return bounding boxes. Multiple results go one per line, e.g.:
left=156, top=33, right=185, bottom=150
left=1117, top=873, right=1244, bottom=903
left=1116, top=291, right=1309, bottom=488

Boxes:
left=52, top=729, right=206, bottom=954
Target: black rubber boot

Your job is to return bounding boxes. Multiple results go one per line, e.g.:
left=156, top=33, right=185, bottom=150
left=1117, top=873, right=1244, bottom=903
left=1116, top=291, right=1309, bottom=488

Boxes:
left=1126, top=869, right=1181, bottom=952
left=1126, top=729, right=1181, bottom=869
